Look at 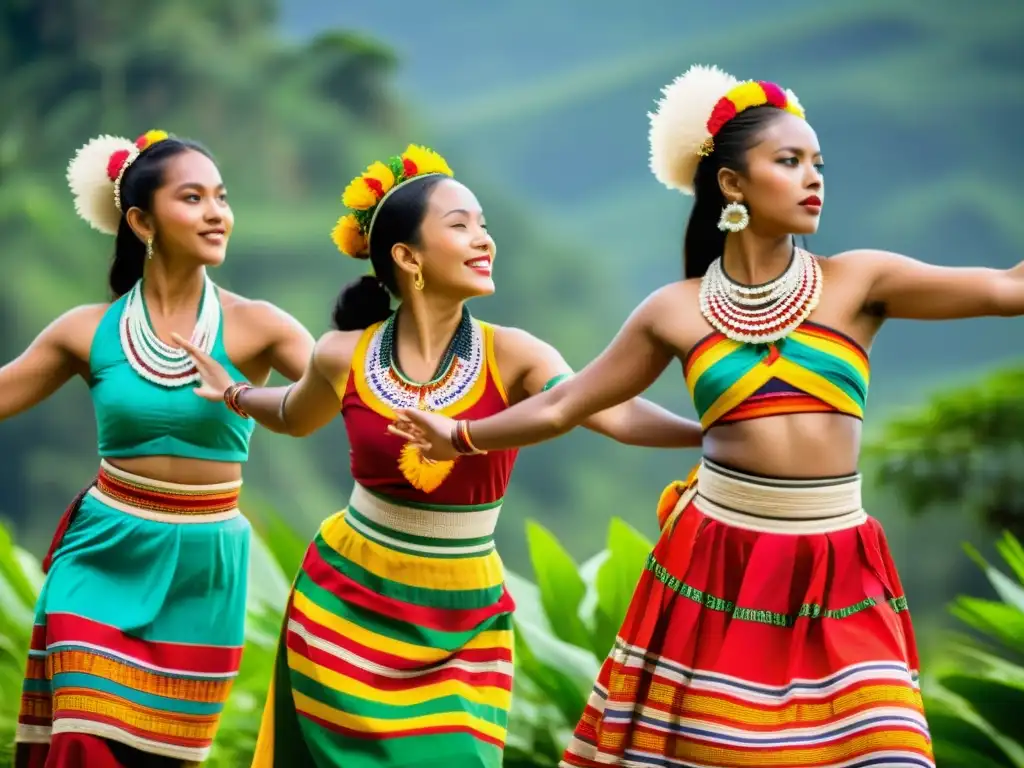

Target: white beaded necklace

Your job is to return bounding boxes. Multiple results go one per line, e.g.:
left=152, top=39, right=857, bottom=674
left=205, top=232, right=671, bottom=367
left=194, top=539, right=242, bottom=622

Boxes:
left=699, top=248, right=822, bottom=344
left=118, top=276, right=220, bottom=387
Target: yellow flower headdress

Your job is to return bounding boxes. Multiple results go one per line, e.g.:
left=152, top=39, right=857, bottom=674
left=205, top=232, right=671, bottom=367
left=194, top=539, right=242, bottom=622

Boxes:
left=331, top=144, right=454, bottom=259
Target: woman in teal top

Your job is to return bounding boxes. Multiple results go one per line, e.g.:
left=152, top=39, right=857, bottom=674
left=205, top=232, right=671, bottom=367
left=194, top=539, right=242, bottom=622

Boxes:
left=4, top=129, right=313, bottom=767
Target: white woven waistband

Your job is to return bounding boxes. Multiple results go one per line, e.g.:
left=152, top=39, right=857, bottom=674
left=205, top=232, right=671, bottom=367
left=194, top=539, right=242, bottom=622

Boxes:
left=348, top=483, right=502, bottom=541
left=694, top=460, right=866, bottom=534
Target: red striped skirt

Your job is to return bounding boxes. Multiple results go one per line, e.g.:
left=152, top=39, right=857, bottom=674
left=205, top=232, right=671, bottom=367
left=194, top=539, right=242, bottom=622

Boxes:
left=561, top=459, right=934, bottom=768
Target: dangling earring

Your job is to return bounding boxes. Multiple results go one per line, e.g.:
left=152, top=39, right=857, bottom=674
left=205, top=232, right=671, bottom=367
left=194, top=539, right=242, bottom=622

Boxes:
left=413, top=267, right=425, bottom=292
left=717, top=200, right=749, bottom=233
left=145, top=237, right=154, bottom=260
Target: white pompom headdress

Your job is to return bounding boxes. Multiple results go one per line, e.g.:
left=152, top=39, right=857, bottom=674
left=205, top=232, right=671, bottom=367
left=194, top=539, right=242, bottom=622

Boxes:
left=648, top=65, right=805, bottom=196
left=66, top=130, right=171, bottom=235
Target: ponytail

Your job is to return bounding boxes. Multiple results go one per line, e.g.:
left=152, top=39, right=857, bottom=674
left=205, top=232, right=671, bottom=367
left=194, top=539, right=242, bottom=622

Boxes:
left=683, top=178, right=727, bottom=279
left=332, top=275, right=393, bottom=331
left=109, top=218, right=146, bottom=298
left=682, top=105, right=792, bottom=280
left=328, top=175, right=447, bottom=331
left=105, top=136, right=214, bottom=299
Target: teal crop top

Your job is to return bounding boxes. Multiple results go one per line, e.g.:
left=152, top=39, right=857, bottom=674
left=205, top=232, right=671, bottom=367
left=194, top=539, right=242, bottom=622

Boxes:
left=89, top=290, right=256, bottom=462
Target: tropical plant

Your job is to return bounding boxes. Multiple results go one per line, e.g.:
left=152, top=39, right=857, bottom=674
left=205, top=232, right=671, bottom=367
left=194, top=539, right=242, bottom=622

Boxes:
left=204, top=502, right=308, bottom=767
left=0, top=522, right=41, bottom=765
left=868, top=367, right=1024, bottom=540
left=502, top=517, right=655, bottom=767
left=923, top=532, right=1024, bottom=767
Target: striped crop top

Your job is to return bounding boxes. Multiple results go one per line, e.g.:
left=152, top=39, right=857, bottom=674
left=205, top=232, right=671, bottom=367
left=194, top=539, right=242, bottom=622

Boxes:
left=684, top=321, right=870, bottom=431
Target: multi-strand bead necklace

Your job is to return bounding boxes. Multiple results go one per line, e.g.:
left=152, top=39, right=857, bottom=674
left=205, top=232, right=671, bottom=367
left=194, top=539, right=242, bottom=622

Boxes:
left=118, top=276, right=219, bottom=387
left=699, top=247, right=821, bottom=344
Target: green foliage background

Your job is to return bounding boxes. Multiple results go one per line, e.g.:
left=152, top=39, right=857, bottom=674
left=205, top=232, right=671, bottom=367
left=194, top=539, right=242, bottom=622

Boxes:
left=3, top=0, right=1023, bottom=637
left=2, top=0, right=1024, bottom=762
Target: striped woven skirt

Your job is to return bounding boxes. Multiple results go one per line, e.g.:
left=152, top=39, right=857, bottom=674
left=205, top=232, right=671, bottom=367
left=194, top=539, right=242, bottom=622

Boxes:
left=252, top=483, right=515, bottom=768
left=562, top=459, right=934, bottom=768
left=15, top=460, right=250, bottom=766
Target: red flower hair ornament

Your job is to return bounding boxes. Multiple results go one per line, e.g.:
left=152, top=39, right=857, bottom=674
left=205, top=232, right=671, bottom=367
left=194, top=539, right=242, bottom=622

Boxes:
left=67, top=129, right=171, bottom=235
left=648, top=64, right=805, bottom=196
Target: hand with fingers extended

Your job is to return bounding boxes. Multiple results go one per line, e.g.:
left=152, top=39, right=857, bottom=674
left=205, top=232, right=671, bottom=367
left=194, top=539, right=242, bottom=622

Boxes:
left=389, top=409, right=460, bottom=461
left=171, top=332, right=237, bottom=401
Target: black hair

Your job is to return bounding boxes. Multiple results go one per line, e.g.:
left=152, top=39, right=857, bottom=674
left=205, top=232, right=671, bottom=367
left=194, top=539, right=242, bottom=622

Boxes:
left=109, top=137, right=214, bottom=298
left=331, top=174, right=449, bottom=331
left=683, top=106, right=792, bottom=279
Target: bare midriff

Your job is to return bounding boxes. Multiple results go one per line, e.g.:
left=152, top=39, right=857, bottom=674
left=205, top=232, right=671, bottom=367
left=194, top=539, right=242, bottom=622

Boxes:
left=702, top=411, right=862, bottom=478
left=106, top=456, right=243, bottom=485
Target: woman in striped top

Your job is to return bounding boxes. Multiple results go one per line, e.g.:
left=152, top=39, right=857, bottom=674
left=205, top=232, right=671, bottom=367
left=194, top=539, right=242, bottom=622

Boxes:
left=386, top=66, right=1024, bottom=767
left=176, top=144, right=701, bottom=767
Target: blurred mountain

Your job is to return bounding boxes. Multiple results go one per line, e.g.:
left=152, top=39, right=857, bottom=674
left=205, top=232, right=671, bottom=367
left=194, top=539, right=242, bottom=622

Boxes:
left=276, top=0, right=1024, bottom=622
left=282, top=0, right=1024, bottom=414
left=1, top=0, right=1022, bottom=629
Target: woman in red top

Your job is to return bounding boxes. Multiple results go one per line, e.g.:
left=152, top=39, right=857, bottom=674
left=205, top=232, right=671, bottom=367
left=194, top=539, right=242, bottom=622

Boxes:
left=177, top=145, right=702, bottom=767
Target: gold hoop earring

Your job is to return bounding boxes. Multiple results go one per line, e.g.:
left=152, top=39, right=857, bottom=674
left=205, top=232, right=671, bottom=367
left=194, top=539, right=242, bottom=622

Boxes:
left=146, top=237, right=154, bottom=260
left=413, top=268, right=425, bottom=292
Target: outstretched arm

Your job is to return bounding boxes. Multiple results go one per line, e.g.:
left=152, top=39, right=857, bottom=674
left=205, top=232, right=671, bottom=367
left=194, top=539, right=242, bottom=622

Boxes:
left=585, top=387, right=701, bottom=448
left=395, top=290, right=677, bottom=458
left=848, top=249, right=1024, bottom=320
left=0, top=305, right=102, bottom=422
left=175, top=330, right=358, bottom=437
left=256, top=300, right=317, bottom=383
left=495, top=326, right=700, bottom=448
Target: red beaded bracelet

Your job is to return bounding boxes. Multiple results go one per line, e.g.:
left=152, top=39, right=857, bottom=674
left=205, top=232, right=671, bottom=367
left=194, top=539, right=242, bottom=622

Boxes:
left=451, top=420, right=486, bottom=455
left=224, top=382, right=253, bottom=419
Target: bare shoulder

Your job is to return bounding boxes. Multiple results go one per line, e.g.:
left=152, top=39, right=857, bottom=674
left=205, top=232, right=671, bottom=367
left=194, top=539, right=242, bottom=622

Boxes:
left=58, top=303, right=110, bottom=326
left=635, top=279, right=711, bottom=358
left=646, top=279, right=699, bottom=310
left=219, top=290, right=314, bottom=352
left=488, top=325, right=564, bottom=382
left=824, top=248, right=914, bottom=294
left=312, top=329, right=363, bottom=381
left=219, top=290, right=296, bottom=328
left=490, top=324, right=551, bottom=358
left=486, top=324, right=570, bottom=398
left=634, top=280, right=701, bottom=332
left=828, top=248, right=903, bottom=274
left=52, top=303, right=110, bottom=360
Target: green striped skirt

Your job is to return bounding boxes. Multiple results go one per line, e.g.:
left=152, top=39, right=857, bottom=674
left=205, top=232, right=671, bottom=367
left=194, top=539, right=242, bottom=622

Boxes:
left=252, top=484, right=515, bottom=767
